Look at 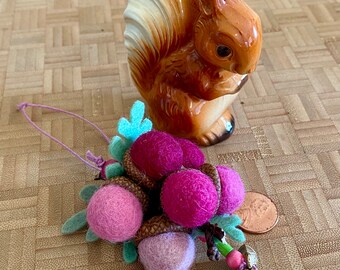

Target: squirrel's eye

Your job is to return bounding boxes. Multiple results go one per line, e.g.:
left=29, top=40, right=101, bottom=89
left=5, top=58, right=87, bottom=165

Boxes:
left=216, top=45, right=232, bottom=58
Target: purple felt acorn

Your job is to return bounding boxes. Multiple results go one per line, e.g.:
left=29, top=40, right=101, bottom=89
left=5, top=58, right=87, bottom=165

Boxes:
left=139, top=232, right=196, bottom=270
left=134, top=215, right=194, bottom=270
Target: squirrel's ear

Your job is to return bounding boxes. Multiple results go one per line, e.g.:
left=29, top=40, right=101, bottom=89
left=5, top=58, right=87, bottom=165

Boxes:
left=198, top=0, right=213, bottom=15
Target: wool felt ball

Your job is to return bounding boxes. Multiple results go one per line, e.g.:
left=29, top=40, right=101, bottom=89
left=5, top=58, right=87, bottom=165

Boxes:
left=87, top=185, right=143, bottom=242
left=216, top=166, right=245, bottom=215
left=130, top=130, right=183, bottom=180
left=175, top=138, right=205, bottom=169
left=138, top=232, right=195, bottom=270
left=161, top=170, right=218, bottom=228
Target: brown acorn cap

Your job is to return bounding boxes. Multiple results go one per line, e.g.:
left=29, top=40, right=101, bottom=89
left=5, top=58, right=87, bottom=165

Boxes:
left=199, top=163, right=221, bottom=213
left=123, top=149, right=158, bottom=190
left=135, top=215, right=190, bottom=243
left=104, top=176, right=149, bottom=212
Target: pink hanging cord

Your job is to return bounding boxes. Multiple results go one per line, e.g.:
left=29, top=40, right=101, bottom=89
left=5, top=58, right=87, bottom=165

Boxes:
left=17, top=102, right=111, bottom=171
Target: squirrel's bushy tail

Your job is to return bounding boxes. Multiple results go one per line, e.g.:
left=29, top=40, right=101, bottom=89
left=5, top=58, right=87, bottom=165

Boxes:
left=124, top=0, right=189, bottom=92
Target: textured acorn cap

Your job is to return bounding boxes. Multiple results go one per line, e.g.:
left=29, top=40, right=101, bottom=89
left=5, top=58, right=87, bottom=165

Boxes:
left=123, top=149, right=158, bottom=190
left=104, top=176, right=149, bottom=212
left=135, top=215, right=190, bottom=243
left=200, top=163, right=221, bottom=213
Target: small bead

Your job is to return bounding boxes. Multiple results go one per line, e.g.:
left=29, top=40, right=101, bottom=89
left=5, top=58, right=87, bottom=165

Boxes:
left=226, top=250, right=244, bottom=269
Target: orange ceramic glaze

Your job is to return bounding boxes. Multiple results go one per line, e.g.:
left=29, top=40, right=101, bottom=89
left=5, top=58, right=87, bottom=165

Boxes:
left=124, top=0, right=262, bottom=146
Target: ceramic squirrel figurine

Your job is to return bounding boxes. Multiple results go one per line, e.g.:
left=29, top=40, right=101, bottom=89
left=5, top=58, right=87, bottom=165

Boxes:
left=124, top=0, right=262, bottom=146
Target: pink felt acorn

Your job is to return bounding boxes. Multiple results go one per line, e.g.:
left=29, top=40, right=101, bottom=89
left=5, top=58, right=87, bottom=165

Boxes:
left=161, top=164, right=245, bottom=229
left=123, top=130, right=205, bottom=189
left=161, top=169, right=219, bottom=228
left=84, top=176, right=149, bottom=243
left=86, top=184, right=143, bottom=242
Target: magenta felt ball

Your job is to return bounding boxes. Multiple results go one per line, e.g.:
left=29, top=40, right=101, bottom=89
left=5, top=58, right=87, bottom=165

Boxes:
left=216, top=166, right=245, bottom=215
left=161, top=170, right=218, bottom=228
left=130, top=131, right=183, bottom=179
left=139, top=232, right=195, bottom=270
left=87, top=185, right=143, bottom=242
left=175, top=138, right=205, bottom=169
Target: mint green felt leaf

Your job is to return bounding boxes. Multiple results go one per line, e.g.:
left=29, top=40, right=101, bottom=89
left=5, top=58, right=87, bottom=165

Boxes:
left=117, top=100, right=152, bottom=142
left=86, top=228, right=99, bottom=242
left=210, top=214, right=245, bottom=243
left=61, top=209, right=87, bottom=234
left=105, top=162, right=125, bottom=179
left=123, top=240, right=138, bottom=264
left=79, top=185, right=99, bottom=203
left=108, top=136, right=131, bottom=162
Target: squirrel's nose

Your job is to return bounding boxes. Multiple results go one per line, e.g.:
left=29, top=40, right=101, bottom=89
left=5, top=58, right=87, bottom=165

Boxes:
left=234, top=64, right=256, bottom=75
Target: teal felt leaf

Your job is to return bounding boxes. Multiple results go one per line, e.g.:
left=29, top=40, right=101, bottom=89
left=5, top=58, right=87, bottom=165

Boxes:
left=105, top=162, right=125, bottom=178
left=108, top=136, right=131, bottom=162
left=226, top=227, right=246, bottom=243
left=79, top=185, right=99, bottom=203
left=86, top=228, right=99, bottom=242
left=61, top=209, right=87, bottom=234
left=211, top=214, right=241, bottom=229
left=123, top=240, right=138, bottom=264
left=210, top=214, right=245, bottom=243
left=130, top=100, right=145, bottom=124
left=117, top=100, right=152, bottom=142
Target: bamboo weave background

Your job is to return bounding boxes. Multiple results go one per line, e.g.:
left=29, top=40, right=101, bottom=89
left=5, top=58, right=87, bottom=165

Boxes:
left=0, top=0, right=340, bottom=269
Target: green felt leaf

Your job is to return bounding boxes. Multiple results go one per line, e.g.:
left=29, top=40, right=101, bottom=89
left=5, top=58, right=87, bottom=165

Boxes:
left=79, top=185, right=99, bottom=203
left=61, top=209, right=87, bottom=234
left=105, top=162, right=125, bottom=179
left=86, top=228, right=99, bottom=242
left=123, top=240, right=138, bottom=264
left=108, top=136, right=131, bottom=162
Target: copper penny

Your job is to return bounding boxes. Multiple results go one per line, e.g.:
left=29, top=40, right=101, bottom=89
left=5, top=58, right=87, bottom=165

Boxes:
left=235, top=192, right=278, bottom=234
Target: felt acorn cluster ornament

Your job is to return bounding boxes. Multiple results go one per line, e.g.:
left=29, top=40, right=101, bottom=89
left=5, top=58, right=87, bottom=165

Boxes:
left=124, top=129, right=255, bottom=269
left=60, top=100, right=258, bottom=270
